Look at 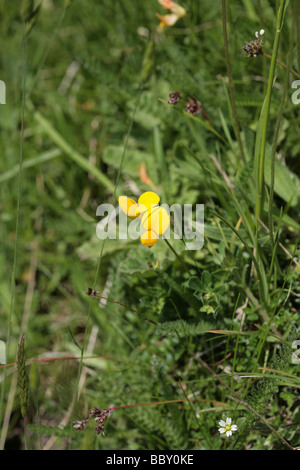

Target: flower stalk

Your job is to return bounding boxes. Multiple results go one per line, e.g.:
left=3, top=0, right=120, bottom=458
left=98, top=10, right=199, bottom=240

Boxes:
left=73, top=398, right=227, bottom=436
left=255, top=0, right=287, bottom=223
left=221, top=0, right=246, bottom=163
left=16, top=334, right=29, bottom=424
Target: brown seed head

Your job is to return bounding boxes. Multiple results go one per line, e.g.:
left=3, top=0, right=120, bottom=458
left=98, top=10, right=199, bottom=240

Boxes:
left=243, top=39, right=263, bottom=58
left=168, top=92, right=181, bottom=104
left=73, top=419, right=88, bottom=431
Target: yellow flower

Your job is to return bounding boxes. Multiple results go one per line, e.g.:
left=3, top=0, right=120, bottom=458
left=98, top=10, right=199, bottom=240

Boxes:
left=141, top=206, right=170, bottom=236
left=156, top=0, right=186, bottom=29
left=140, top=230, right=159, bottom=247
left=156, top=13, right=179, bottom=28
left=118, top=196, right=140, bottom=219
left=158, top=0, right=174, bottom=8
left=158, top=0, right=186, bottom=16
left=138, top=191, right=160, bottom=211
left=118, top=191, right=170, bottom=247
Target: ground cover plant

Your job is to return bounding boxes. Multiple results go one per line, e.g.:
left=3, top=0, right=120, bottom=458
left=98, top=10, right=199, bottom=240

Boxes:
left=0, top=0, right=299, bottom=451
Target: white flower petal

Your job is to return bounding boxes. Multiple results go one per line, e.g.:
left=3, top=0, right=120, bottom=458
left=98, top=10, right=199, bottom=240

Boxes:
left=226, top=431, right=232, bottom=437
left=231, top=425, right=238, bottom=431
left=255, top=31, right=259, bottom=38
left=226, top=417, right=232, bottom=424
left=219, top=428, right=226, bottom=434
left=219, top=420, right=226, bottom=427
left=260, top=29, right=265, bottom=35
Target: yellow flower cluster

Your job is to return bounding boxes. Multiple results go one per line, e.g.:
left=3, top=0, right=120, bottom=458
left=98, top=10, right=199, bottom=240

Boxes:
left=156, top=0, right=186, bottom=29
left=118, top=191, right=170, bottom=247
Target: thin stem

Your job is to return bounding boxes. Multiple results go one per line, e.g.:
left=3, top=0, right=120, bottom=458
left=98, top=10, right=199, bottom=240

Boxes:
left=0, top=22, right=27, bottom=450
left=262, top=51, right=300, bottom=80
left=111, top=397, right=227, bottom=411
left=163, top=238, right=183, bottom=264
left=252, top=0, right=288, bottom=321
left=294, top=0, right=300, bottom=72
left=267, top=79, right=290, bottom=281
left=255, top=0, right=287, bottom=222
left=221, top=0, right=246, bottom=163
left=210, top=210, right=268, bottom=308
left=70, top=86, right=144, bottom=438
left=87, top=290, right=157, bottom=325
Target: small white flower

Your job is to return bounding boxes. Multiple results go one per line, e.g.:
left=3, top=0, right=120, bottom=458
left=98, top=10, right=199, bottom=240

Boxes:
left=218, top=417, right=238, bottom=437
left=255, top=29, right=265, bottom=38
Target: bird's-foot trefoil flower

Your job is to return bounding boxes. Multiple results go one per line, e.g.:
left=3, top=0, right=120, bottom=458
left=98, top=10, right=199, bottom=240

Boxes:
left=218, top=417, right=238, bottom=437
left=118, top=191, right=170, bottom=247
left=156, top=0, right=186, bottom=30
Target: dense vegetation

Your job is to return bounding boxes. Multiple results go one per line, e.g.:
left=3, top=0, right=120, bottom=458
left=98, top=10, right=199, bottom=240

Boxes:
left=0, top=0, right=299, bottom=450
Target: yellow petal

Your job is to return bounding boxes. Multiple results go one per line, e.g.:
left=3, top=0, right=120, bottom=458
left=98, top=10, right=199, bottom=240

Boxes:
left=158, top=0, right=186, bottom=16
left=118, top=196, right=139, bottom=219
left=156, top=13, right=179, bottom=27
left=127, top=203, right=142, bottom=219
left=170, top=3, right=186, bottom=17
left=138, top=191, right=160, bottom=211
left=158, top=0, right=174, bottom=9
left=140, top=230, right=159, bottom=247
left=141, top=206, right=170, bottom=236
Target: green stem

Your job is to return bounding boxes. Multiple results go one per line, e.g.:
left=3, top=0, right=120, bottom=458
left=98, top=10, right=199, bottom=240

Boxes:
left=211, top=210, right=268, bottom=308
left=221, top=0, right=246, bottom=163
left=262, top=51, right=300, bottom=80
left=0, top=22, right=27, bottom=450
left=90, top=291, right=157, bottom=325
left=267, top=40, right=291, bottom=284
left=164, top=238, right=183, bottom=264
left=255, top=0, right=287, bottom=222
left=253, top=0, right=288, bottom=315
left=292, top=0, right=300, bottom=71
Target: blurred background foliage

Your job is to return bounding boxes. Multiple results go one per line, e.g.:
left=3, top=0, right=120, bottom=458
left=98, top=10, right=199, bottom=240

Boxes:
left=0, top=0, right=299, bottom=450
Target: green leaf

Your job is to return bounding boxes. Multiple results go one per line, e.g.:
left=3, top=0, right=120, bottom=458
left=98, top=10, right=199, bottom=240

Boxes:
left=102, top=145, right=156, bottom=181
left=264, top=145, right=300, bottom=207
left=155, top=320, right=214, bottom=338
left=119, top=250, right=155, bottom=275
left=201, top=270, right=212, bottom=289
left=187, top=276, right=201, bottom=291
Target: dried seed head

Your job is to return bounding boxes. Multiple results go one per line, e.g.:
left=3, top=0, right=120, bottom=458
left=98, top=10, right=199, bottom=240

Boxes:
left=185, top=100, right=201, bottom=116
left=168, top=91, right=212, bottom=126
left=89, top=407, right=102, bottom=417
left=73, top=419, right=88, bottom=431
left=85, top=287, right=93, bottom=296
left=168, top=92, right=181, bottom=104
left=243, top=39, right=263, bottom=58
left=95, top=425, right=103, bottom=436
left=85, top=287, right=100, bottom=298
left=88, top=407, right=113, bottom=436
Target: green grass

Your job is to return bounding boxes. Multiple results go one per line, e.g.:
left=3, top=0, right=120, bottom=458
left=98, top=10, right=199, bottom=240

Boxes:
left=0, top=0, right=299, bottom=450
